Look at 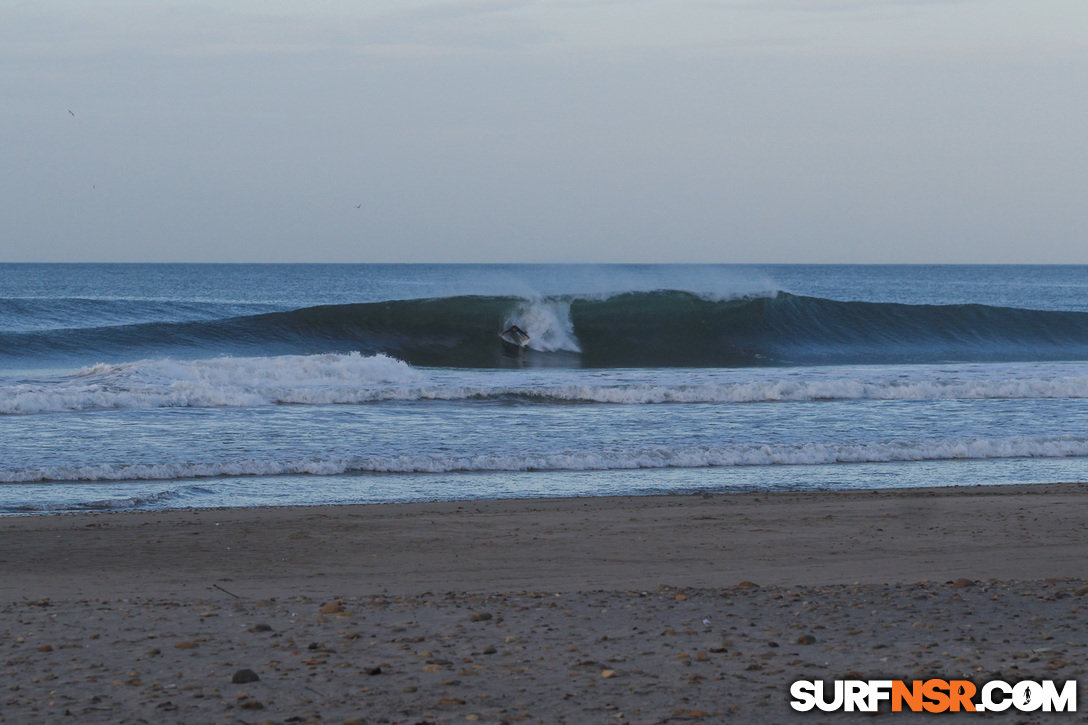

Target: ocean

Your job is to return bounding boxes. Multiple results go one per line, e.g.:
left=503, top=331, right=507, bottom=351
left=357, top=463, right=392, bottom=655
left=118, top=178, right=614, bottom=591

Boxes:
left=2, top=263, right=1087, bottom=514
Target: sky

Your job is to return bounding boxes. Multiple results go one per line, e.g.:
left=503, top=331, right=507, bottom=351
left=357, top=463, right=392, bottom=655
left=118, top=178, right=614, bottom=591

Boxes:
left=1, top=0, right=1086, bottom=263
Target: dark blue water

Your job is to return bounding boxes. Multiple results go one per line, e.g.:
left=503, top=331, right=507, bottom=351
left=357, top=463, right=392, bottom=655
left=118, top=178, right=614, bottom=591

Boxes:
left=2, top=264, right=1087, bottom=513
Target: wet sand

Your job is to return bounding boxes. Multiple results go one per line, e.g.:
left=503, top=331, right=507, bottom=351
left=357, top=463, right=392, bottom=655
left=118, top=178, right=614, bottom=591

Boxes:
left=3, top=483, right=1088, bottom=723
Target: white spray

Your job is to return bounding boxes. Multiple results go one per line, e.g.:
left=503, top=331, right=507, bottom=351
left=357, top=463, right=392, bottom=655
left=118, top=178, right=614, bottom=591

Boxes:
left=504, top=298, right=581, bottom=353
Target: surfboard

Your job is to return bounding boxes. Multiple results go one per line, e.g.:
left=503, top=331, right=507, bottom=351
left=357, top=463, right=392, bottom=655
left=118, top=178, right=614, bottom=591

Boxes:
left=500, top=325, right=530, bottom=349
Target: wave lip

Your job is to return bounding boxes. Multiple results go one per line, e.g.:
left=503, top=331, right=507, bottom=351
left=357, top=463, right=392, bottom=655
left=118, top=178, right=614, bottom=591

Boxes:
left=4, top=435, right=1085, bottom=483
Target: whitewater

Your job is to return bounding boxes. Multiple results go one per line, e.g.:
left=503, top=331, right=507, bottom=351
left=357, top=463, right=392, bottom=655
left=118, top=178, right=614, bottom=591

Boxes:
left=5, top=355, right=1088, bottom=414
left=2, top=263, right=1087, bottom=513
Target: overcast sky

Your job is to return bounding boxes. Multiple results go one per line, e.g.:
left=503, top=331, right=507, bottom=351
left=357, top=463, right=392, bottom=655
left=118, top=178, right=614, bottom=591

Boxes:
left=2, top=0, right=1086, bottom=263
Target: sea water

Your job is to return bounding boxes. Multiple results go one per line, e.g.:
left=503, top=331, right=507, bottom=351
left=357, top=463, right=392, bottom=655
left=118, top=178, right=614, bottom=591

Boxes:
left=2, top=264, right=1087, bottom=514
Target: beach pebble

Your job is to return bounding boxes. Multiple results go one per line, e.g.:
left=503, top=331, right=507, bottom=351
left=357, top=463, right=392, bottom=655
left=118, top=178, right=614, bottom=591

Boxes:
left=232, top=669, right=260, bottom=684
left=1074, top=586, right=1088, bottom=597
left=952, top=578, right=975, bottom=589
left=321, top=602, right=345, bottom=614
left=797, top=634, right=817, bottom=645
left=175, top=641, right=197, bottom=650
left=249, top=623, right=273, bottom=633
left=470, top=612, right=492, bottom=622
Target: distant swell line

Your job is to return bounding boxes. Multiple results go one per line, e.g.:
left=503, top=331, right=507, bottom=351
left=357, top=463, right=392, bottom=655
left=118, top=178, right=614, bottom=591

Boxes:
left=4, top=436, right=1086, bottom=482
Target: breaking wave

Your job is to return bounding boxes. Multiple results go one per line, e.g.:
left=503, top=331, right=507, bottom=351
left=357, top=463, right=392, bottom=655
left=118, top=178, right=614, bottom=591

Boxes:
left=3, top=354, right=1088, bottom=414
left=0, top=488, right=193, bottom=513
left=6, top=291, right=1088, bottom=369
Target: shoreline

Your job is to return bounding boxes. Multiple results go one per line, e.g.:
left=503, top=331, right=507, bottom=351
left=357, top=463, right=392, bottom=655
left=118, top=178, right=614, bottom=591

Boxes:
left=4, top=482, right=1088, bottom=601
left=4, top=483, right=1088, bottom=723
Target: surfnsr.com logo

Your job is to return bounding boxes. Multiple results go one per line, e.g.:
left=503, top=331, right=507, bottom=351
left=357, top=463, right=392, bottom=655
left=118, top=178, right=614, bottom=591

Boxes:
left=790, top=679, right=1077, bottom=713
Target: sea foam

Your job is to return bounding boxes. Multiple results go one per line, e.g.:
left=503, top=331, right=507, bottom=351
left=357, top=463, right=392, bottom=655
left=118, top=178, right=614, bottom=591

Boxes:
left=4, top=435, right=1086, bottom=483
left=3, top=356, right=1088, bottom=414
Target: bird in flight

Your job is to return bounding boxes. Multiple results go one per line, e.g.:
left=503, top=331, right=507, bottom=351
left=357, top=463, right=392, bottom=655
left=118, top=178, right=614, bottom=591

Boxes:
left=68, top=109, right=75, bottom=116
left=355, top=203, right=362, bottom=209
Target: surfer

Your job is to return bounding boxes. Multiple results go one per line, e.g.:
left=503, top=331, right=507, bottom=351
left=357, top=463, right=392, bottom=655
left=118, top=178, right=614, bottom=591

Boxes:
left=500, top=324, right=530, bottom=349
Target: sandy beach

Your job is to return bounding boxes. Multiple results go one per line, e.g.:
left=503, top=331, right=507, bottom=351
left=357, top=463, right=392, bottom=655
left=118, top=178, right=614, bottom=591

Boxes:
left=4, top=484, right=1088, bottom=723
